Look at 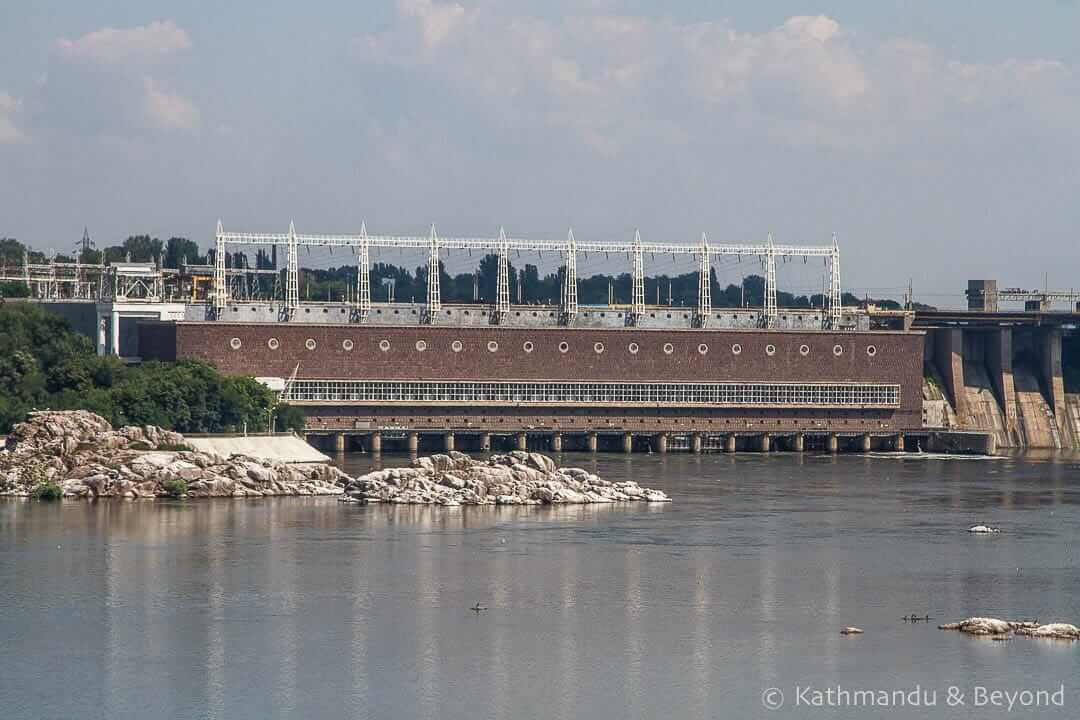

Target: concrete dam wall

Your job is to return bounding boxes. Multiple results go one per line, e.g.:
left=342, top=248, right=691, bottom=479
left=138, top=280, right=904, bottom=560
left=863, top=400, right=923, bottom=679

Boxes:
left=923, top=326, right=1079, bottom=449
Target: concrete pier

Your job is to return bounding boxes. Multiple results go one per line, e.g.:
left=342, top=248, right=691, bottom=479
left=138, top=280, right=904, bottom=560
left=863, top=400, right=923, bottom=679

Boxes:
left=286, top=428, right=948, bottom=457
left=988, top=327, right=1018, bottom=442
left=1041, top=328, right=1069, bottom=445
left=934, top=327, right=967, bottom=417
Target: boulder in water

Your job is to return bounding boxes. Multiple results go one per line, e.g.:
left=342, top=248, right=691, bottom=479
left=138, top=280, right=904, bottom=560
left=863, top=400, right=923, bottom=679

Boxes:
left=936, top=617, right=1078, bottom=638
left=346, top=451, right=670, bottom=506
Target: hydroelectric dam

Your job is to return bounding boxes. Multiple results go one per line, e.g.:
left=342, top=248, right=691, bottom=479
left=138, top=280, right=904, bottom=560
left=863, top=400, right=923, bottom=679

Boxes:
left=14, top=222, right=1080, bottom=454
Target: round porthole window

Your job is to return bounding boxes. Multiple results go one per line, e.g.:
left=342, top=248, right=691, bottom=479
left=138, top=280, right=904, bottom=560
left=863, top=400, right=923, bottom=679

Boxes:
left=731, top=343, right=742, bottom=355
left=558, top=341, right=570, bottom=354
left=833, top=344, right=844, bottom=356
left=765, top=344, right=776, bottom=356
left=451, top=340, right=463, bottom=353
left=416, top=340, right=428, bottom=352
left=379, top=339, right=391, bottom=352
left=799, top=344, right=810, bottom=356
left=267, top=337, right=279, bottom=350
left=523, top=341, right=534, bottom=353
left=663, top=343, right=674, bottom=355
left=342, top=339, right=354, bottom=351
left=866, top=345, right=877, bottom=357
left=229, top=337, right=242, bottom=350
left=594, top=342, right=605, bottom=354
left=305, top=339, right=316, bottom=351
left=698, top=343, right=709, bottom=355
left=487, top=341, right=499, bottom=352
left=628, top=342, right=640, bottom=354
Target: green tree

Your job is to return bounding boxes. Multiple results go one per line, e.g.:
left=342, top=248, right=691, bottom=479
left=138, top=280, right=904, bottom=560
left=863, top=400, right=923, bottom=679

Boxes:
left=0, top=281, right=30, bottom=298
left=0, top=304, right=277, bottom=435
left=163, top=237, right=206, bottom=268
left=102, top=235, right=164, bottom=264
left=274, top=404, right=306, bottom=433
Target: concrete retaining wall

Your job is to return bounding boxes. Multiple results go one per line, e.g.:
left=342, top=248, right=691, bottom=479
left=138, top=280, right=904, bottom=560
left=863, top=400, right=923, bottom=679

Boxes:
left=185, top=434, right=329, bottom=463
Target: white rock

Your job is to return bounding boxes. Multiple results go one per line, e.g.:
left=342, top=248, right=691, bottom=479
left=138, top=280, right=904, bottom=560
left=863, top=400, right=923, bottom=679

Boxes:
left=1014, top=623, right=1080, bottom=639
left=939, top=617, right=1014, bottom=635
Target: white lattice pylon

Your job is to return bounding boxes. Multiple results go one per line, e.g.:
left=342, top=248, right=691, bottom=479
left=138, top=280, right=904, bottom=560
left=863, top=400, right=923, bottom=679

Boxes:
left=631, top=229, right=645, bottom=323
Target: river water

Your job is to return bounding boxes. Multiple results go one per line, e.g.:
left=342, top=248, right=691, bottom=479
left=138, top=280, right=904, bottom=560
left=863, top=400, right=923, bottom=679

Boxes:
left=2, top=452, right=1079, bottom=719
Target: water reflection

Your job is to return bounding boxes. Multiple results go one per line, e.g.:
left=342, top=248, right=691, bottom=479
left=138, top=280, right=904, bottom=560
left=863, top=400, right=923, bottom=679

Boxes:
left=3, top=451, right=1080, bottom=720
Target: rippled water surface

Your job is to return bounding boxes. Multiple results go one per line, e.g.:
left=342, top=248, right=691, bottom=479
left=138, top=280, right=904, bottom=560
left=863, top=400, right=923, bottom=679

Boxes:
left=3, top=452, right=1080, bottom=719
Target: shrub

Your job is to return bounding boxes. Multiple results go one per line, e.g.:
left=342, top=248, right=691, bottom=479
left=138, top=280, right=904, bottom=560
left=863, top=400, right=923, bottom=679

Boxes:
left=157, top=442, right=192, bottom=452
left=162, top=479, right=187, bottom=498
left=0, top=304, right=278, bottom=435
left=128, top=440, right=152, bottom=451
left=274, top=404, right=307, bottom=433
left=32, top=481, right=63, bottom=501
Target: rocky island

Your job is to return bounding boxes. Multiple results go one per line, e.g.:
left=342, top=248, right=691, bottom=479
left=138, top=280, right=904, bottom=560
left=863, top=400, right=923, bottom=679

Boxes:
left=939, top=617, right=1080, bottom=640
left=343, top=450, right=671, bottom=505
left=1, top=410, right=670, bottom=506
left=0, top=410, right=346, bottom=498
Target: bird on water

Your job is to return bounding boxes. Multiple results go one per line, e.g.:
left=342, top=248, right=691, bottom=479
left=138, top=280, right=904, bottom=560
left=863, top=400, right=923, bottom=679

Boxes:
left=471, top=602, right=488, bottom=613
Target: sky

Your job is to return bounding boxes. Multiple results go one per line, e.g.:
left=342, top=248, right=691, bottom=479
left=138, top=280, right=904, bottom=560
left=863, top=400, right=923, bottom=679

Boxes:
left=1, top=1, right=1079, bottom=307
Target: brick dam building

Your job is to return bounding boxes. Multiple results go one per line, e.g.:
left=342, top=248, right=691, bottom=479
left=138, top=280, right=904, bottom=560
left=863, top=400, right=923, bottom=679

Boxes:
left=22, top=223, right=1077, bottom=451
left=139, top=313, right=926, bottom=453
left=36, top=221, right=949, bottom=452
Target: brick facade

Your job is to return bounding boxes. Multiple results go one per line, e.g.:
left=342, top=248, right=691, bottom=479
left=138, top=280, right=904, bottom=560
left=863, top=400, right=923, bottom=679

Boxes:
left=141, top=321, right=926, bottom=431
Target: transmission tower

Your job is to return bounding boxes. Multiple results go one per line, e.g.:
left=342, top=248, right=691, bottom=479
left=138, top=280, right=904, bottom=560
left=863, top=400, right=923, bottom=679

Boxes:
left=630, top=229, right=645, bottom=325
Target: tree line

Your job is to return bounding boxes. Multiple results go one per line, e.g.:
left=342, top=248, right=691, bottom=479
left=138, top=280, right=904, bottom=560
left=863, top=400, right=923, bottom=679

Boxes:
left=0, top=303, right=303, bottom=435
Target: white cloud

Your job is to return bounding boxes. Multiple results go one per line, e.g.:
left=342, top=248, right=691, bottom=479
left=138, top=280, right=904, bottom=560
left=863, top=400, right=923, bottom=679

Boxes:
left=0, top=93, right=24, bottom=143
left=57, top=20, right=191, bottom=64
left=359, top=2, right=1074, bottom=150
left=36, top=22, right=199, bottom=136
left=142, top=77, right=198, bottom=131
